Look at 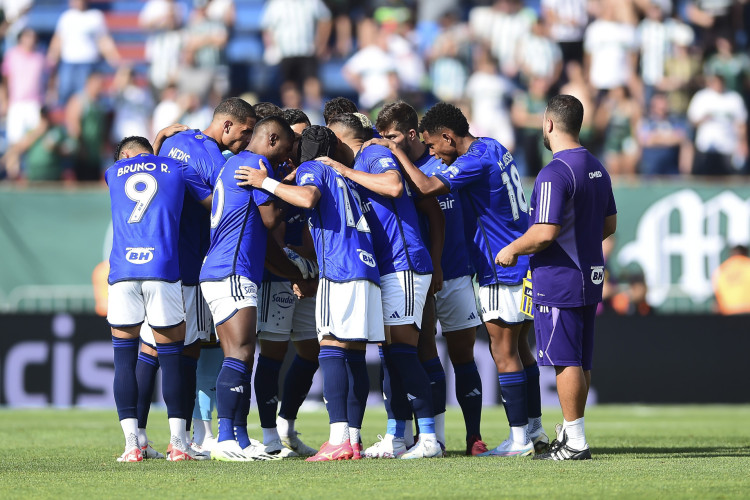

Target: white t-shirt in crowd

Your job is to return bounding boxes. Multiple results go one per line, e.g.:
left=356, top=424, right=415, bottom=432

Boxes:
left=584, top=20, right=637, bottom=90
left=541, top=0, right=588, bottom=42
left=465, top=71, right=515, bottom=150
left=343, top=45, right=396, bottom=109
left=687, top=87, right=748, bottom=155
left=55, top=8, right=109, bottom=64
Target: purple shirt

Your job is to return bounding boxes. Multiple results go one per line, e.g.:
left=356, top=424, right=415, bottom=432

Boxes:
left=529, top=147, right=616, bottom=307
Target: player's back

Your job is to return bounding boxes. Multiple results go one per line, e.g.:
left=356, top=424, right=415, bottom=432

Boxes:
left=443, top=137, right=529, bottom=286
left=530, top=147, right=615, bottom=307
left=162, top=130, right=227, bottom=286
left=353, top=144, right=432, bottom=276
left=296, top=159, right=380, bottom=285
left=106, top=154, right=189, bottom=284
left=200, top=151, right=273, bottom=285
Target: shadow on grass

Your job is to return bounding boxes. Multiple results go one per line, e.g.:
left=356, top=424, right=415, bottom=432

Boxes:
left=595, top=446, right=750, bottom=458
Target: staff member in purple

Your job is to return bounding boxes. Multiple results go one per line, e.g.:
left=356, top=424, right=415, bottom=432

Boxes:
left=495, top=95, right=617, bottom=461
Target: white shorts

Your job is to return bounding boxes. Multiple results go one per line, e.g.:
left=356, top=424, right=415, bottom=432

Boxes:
left=435, top=275, right=482, bottom=333
left=107, top=280, right=185, bottom=329
left=200, top=275, right=259, bottom=327
left=258, top=280, right=317, bottom=342
left=183, top=285, right=213, bottom=345
left=380, top=271, right=431, bottom=328
left=478, top=282, right=526, bottom=325
left=316, top=278, right=385, bottom=343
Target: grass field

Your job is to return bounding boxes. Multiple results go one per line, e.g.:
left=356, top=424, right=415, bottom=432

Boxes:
left=2, top=405, right=749, bottom=499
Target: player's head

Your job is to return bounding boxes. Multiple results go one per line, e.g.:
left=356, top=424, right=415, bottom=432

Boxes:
left=114, top=136, right=153, bottom=161
left=730, top=245, right=749, bottom=257
left=283, top=108, right=311, bottom=135
left=253, top=102, right=284, bottom=121
left=323, top=97, right=358, bottom=125
left=376, top=100, right=420, bottom=160
left=418, top=102, right=470, bottom=165
left=249, top=116, right=295, bottom=166
left=298, top=125, right=338, bottom=164
left=543, top=94, right=584, bottom=150
left=212, top=97, right=257, bottom=154
left=328, top=113, right=372, bottom=164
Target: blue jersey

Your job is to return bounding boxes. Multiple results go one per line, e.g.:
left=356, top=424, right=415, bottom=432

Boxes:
left=200, top=151, right=274, bottom=285
left=162, top=130, right=227, bottom=285
left=353, top=145, right=432, bottom=276
left=106, top=154, right=211, bottom=284
left=416, top=150, right=473, bottom=281
left=296, top=160, right=380, bottom=284
left=434, top=138, right=529, bottom=286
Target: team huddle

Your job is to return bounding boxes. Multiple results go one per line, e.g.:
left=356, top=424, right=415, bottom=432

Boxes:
left=106, top=94, right=616, bottom=463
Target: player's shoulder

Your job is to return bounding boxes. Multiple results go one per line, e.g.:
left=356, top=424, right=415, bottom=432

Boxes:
left=297, top=159, right=327, bottom=184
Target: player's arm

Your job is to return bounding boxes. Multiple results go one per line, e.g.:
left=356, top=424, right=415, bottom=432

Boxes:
left=152, top=124, right=189, bottom=154
left=287, top=224, right=317, bottom=261
left=178, top=161, right=213, bottom=210
left=603, top=214, right=617, bottom=241
left=416, top=196, right=445, bottom=294
left=318, top=156, right=403, bottom=198
left=495, top=223, right=561, bottom=268
left=234, top=164, right=321, bottom=209
left=262, top=230, right=304, bottom=282
left=364, top=138, right=449, bottom=197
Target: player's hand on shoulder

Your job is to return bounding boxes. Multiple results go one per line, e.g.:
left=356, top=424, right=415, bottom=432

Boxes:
left=363, top=137, right=395, bottom=151
left=495, top=246, right=518, bottom=268
left=160, top=123, right=189, bottom=138
left=317, top=156, right=347, bottom=177
left=234, top=159, right=269, bottom=188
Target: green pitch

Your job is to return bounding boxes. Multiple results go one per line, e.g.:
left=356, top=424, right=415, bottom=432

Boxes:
left=2, top=405, right=749, bottom=499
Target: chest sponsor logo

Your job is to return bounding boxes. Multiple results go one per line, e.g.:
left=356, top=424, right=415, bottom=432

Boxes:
left=272, top=291, right=295, bottom=308
left=125, top=247, right=154, bottom=264
left=591, top=266, right=604, bottom=285
left=357, top=249, right=377, bottom=268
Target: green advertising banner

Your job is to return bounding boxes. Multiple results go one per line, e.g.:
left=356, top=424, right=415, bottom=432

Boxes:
left=2, top=181, right=750, bottom=313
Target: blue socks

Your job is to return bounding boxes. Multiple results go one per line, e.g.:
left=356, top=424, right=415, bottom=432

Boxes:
left=279, top=355, right=318, bottom=421
left=254, top=355, right=282, bottom=429
left=422, top=357, right=447, bottom=415
left=525, top=363, right=542, bottom=419
left=345, top=349, right=368, bottom=430
left=135, top=351, right=159, bottom=428
left=389, top=343, right=434, bottom=422
left=181, top=354, right=198, bottom=429
left=319, top=346, right=348, bottom=424
left=155, top=340, right=184, bottom=419
left=112, top=336, right=138, bottom=421
left=216, top=357, right=249, bottom=443
left=454, top=360, right=483, bottom=438
left=497, top=370, right=528, bottom=428
left=380, top=345, right=412, bottom=422
left=193, top=346, right=223, bottom=421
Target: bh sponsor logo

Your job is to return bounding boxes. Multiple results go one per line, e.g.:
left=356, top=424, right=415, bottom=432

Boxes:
left=357, top=249, right=377, bottom=268
left=125, top=247, right=154, bottom=264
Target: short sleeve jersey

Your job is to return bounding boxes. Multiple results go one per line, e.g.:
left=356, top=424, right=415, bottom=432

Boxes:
left=161, top=130, right=227, bottom=285
left=353, top=145, right=432, bottom=276
left=200, top=151, right=274, bottom=285
left=296, top=160, right=380, bottom=285
left=416, top=150, right=473, bottom=281
left=434, top=137, right=529, bottom=286
left=106, top=153, right=211, bottom=284
left=529, top=147, right=617, bottom=307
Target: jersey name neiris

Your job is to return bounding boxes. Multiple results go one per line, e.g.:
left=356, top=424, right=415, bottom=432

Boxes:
left=296, top=160, right=380, bottom=284
left=353, top=144, right=432, bottom=276
left=161, top=130, right=227, bottom=285
left=529, top=147, right=617, bottom=307
left=200, top=151, right=273, bottom=285
left=434, top=138, right=529, bottom=286
left=416, top=150, right=473, bottom=281
left=106, top=153, right=211, bottom=284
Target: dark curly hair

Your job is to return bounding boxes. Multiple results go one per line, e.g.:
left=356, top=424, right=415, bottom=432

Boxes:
left=282, top=108, right=311, bottom=128
left=376, top=100, right=418, bottom=135
left=252, top=102, right=284, bottom=121
left=323, top=97, right=358, bottom=125
left=114, top=136, right=153, bottom=161
left=213, top=97, right=256, bottom=122
left=418, top=102, right=469, bottom=137
left=546, top=94, right=583, bottom=136
left=328, top=113, right=373, bottom=142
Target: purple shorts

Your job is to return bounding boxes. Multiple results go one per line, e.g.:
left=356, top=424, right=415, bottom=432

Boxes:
left=533, top=303, right=597, bottom=370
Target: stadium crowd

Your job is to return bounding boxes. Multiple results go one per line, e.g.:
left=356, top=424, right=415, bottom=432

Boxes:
left=1, top=0, right=749, bottom=181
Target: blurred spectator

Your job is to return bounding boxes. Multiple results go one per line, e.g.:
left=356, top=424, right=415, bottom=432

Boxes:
left=178, top=91, right=214, bottom=130
left=660, top=26, right=700, bottom=115
left=686, top=0, right=738, bottom=50
left=65, top=72, right=108, bottom=181
left=205, top=0, right=235, bottom=29
left=182, top=0, right=230, bottom=98
left=151, top=83, right=183, bottom=140
left=110, top=66, right=154, bottom=144
left=595, top=85, right=641, bottom=176
left=559, top=60, right=595, bottom=146
left=342, top=18, right=398, bottom=111
left=540, top=0, right=589, bottom=66
left=713, top=245, right=750, bottom=315
left=611, top=271, right=652, bottom=315
left=583, top=0, right=638, bottom=97
left=1, top=28, right=44, bottom=148
left=470, top=0, right=537, bottom=79
left=261, top=0, right=332, bottom=107
left=636, top=91, right=692, bottom=175
left=465, top=50, right=515, bottom=151
left=427, top=8, right=471, bottom=103
left=280, top=81, right=322, bottom=125
left=511, top=76, right=551, bottom=176
left=382, top=13, right=426, bottom=106
left=687, top=73, right=747, bottom=175
left=139, top=0, right=186, bottom=91
left=47, top=0, right=120, bottom=105
left=1, top=106, right=74, bottom=181
left=515, top=17, right=562, bottom=87
left=326, top=0, right=354, bottom=57
left=703, top=37, right=750, bottom=94
left=0, top=0, right=32, bottom=48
